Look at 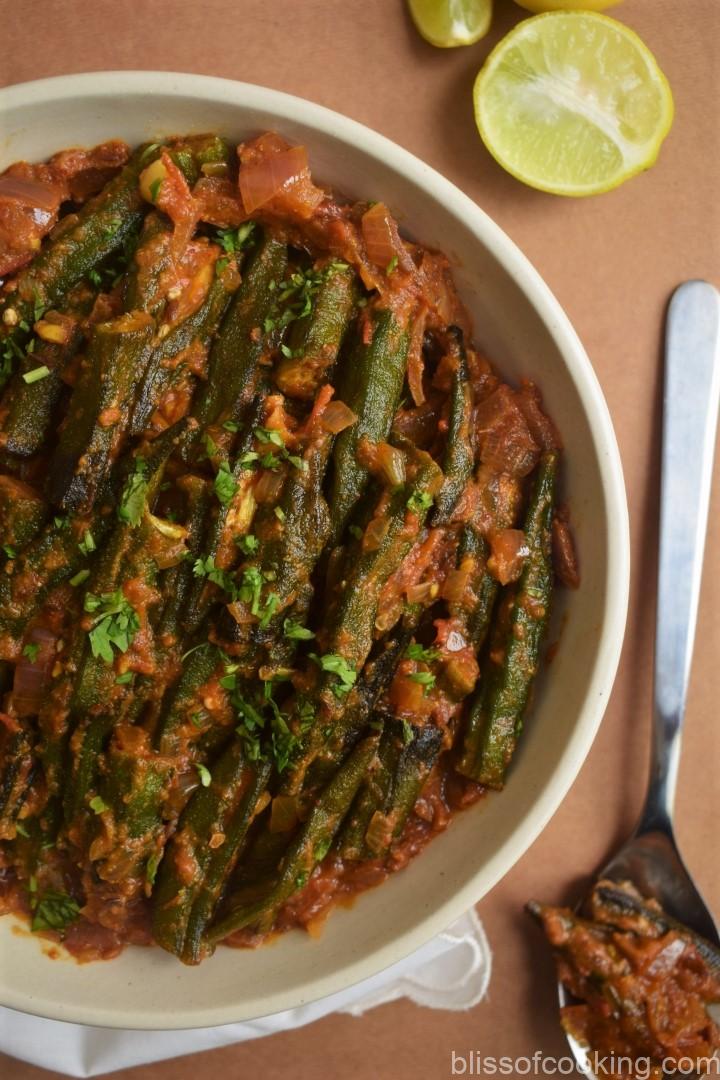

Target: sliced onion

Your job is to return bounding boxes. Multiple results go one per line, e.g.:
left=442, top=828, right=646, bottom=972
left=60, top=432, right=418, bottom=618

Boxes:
left=148, top=512, right=188, bottom=540
left=406, top=581, right=437, bottom=605
left=239, top=145, right=310, bottom=214
left=442, top=565, right=473, bottom=606
left=270, top=795, right=300, bottom=834
left=376, top=442, right=406, bottom=488
left=364, top=810, right=393, bottom=856
left=320, top=400, right=357, bottom=435
left=12, top=627, right=57, bottom=717
left=0, top=174, right=62, bottom=211
left=364, top=516, right=389, bottom=552
left=254, top=469, right=284, bottom=504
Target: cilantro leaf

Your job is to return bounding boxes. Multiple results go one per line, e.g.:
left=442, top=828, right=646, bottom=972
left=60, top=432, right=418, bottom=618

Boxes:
left=310, top=653, right=357, bottom=697
left=196, top=763, right=212, bottom=788
left=283, top=618, right=315, bottom=641
left=84, top=590, right=140, bottom=664
left=405, top=643, right=440, bottom=663
left=31, top=889, right=81, bottom=934
left=214, top=460, right=238, bottom=506
left=117, top=458, right=148, bottom=526
left=89, top=795, right=109, bottom=814
left=406, top=489, right=433, bottom=514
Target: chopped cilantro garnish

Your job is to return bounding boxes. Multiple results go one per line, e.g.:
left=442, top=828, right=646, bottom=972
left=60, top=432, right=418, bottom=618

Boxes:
left=196, top=763, right=212, bottom=788
left=283, top=619, right=315, bottom=641
left=89, top=795, right=109, bottom=815
left=254, top=426, right=285, bottom=448
left=407, top=489, right=433, bottom=514
left=84, top=590, right=140, bottom=664
left=115, top=672, right=134, bottom=685
left=214, top=460, right=238, bottom=506
left=69, top=569, right=91, bottom=587
left=405, top=643, right=440, bottom=663
left=310, top=652, right=357, bottom=697
left=22, top=365, right=50, bottom=384
left=2, top=544, right=16, bottom=559
left=236, top=533, right=259, bottom=554
left=22, top=643, right=40, bottom=663
left=117, top=458, right=148, bottom=526
left=193, top=555, right=237, bottom=598
left=407, top=671, right=436, bottom=691
left=274, top=506, right=286, bottom=522
left=386, top=255, right=398, bottom=275
left=401, top=719, right=414, bottom=746
left=78, top=530, right=96, bottom=556
left=146, top=850, right=162, bottom=886
left=30, top=889, right=81, bottom=934
left=223, top=420, right=240, bottom=433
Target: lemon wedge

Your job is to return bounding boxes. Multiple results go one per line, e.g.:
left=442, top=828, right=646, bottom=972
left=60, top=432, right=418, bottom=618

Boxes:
left=514, top=0, right=621, bottom=11
left=473, top=12, right=674, bottom=196
left=408, top=0, right=493, bottom=48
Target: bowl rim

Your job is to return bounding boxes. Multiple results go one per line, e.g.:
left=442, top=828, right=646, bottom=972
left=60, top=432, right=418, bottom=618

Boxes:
left=0, top=70, right=630, bottom=1030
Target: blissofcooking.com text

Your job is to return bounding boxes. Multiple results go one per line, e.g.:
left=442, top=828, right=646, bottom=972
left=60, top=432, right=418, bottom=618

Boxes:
left=449, top=1050, right=720, bottom=1077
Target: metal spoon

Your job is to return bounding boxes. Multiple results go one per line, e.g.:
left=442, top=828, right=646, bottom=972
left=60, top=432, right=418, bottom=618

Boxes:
left=560, top=279, right=720, bottom=1077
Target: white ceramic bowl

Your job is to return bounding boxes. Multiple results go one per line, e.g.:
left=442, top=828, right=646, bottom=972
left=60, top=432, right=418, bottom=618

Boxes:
left=0, top=71, right=629, bottom=1030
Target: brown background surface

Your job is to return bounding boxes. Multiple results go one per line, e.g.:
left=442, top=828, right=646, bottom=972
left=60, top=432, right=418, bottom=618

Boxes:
left=1, top=0, right=719, bottom=1077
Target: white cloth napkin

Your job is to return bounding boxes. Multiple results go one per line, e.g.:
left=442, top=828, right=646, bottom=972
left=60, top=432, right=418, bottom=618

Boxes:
left=0, top=909, right=491, bottom=1078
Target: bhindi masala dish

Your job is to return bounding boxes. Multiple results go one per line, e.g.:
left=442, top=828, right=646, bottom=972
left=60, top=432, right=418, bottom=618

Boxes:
left=0, top=133, right=577, bottom=963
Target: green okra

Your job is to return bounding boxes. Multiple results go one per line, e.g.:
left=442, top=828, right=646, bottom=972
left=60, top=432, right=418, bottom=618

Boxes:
left=275, top=261, right=358, bottom=400
left=152, top=741, right=270, bottom=962
left=48, top=311, right=156, bottom=512
left=458, top=452, right=557, bottom=788
left=185, top=234, right=288, bottom=447
left=0, top=143, right=159, bottom=386
left=207, top=732, right=380, bottom=943
left=430, top=327, right=474, bottom=527
left=328, top=305, right=410, bottom=545
left=129, top=264, right=239, bottom=436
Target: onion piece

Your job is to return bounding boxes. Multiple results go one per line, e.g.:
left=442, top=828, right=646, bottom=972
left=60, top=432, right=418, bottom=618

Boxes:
left=376, top=442, right=407, bottom=488
left=270, top=795, right=300, bottom=834
left=0, top=174, right=63, bottom=211
left=360, top=202, right=413, bottom=273
left=254, top=468, right=284, bottom=505
left=12, top=627, right=57, bottom=717
left=239, top=145, right=311, bottom=214
left=406, top=581, right=438, bottom=605
left=364, top=516, right=389, bottom=552
left=320, top=400, right=357, bottom=435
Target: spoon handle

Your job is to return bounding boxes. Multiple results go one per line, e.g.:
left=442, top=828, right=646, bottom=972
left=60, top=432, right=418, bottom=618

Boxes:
left=641, top=280, right=720, bottom=834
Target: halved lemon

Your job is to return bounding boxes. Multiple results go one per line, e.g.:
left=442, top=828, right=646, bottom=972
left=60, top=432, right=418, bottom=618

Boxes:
left=474, top=12, right=674, bottom=196
left=514, top=0, right=621, bottom=11
left=408, top=0, right=493, bottom=48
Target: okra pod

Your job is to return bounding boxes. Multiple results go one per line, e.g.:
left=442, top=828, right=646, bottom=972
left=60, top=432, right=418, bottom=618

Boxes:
left=0, top=285, right=95, bottom=458
left=152, top=741, right=270, bottom=962
left=207, top=732, right=380, bottom=942
left=48, top=311, right=156, bottom=512
left=186, top=234, right=288, bottom=445
left=328, top=305, right=410, bottom=544
left=0, top=723, right=35, bottom=840
left=430, top=327, right=474, bottom=527
left=275, top=262, right=358, bottom=400
left=0, top=476, right=48, bottom=548
left=130, top=271, right=237, bottom=436
left=0, top=143, right=158, bottom=383
left=338, top=718, right=442, bottom=860
left=458, top=452, right=557, bottom=788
